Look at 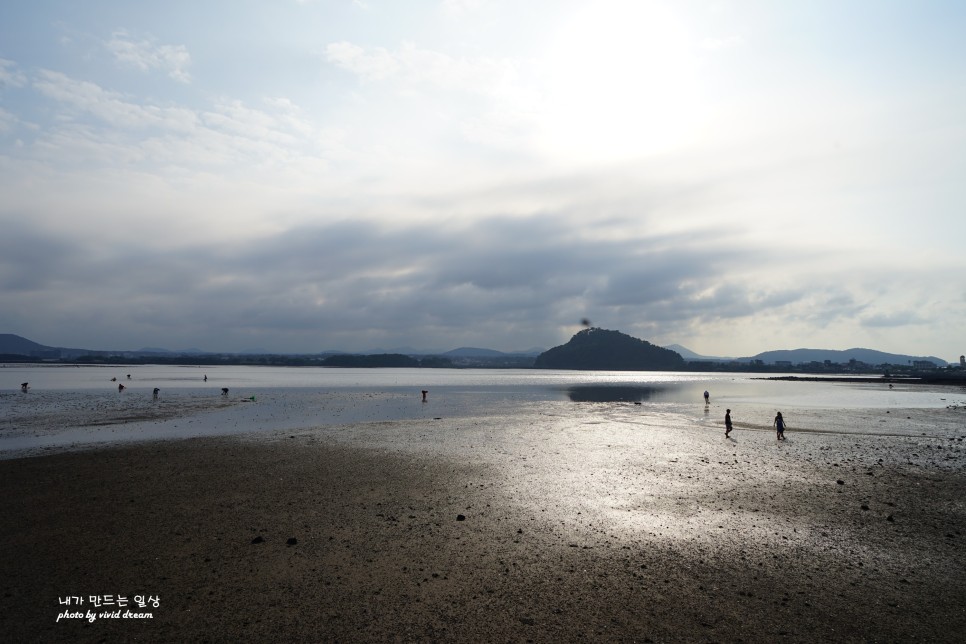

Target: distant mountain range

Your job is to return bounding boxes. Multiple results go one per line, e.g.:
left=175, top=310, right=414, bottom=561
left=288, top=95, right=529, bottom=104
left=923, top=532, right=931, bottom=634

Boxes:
left=0, top=334, right=92, bottom=359
left=0, top=332, right=951, bottom=367
left=0, top=334, right=50, bottom=355
left=360, top=346, right=545, bottom=357
left=0, top=334, right=545, bottom=360
left=442, top=346, right=544, bottom=358
left=665, top=343, right=948, bottom=367
left=664, top=344, right=735, bottom=362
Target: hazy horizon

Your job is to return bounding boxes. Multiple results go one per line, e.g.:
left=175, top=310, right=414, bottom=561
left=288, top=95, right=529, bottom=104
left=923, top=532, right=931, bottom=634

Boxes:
left=4, top=330, right=955, bottom=364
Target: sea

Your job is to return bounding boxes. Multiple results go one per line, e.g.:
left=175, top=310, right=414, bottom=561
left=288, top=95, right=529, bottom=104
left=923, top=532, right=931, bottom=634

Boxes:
left=2, top=364, right=964, bottom=455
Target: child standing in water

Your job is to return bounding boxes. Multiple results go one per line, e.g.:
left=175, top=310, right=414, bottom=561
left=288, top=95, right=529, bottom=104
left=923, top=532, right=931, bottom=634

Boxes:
left=774, top=411, right=786, bottom=440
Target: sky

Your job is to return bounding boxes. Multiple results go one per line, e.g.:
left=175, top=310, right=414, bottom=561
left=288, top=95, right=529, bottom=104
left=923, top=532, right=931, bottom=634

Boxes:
left=1, top=1, right=964, bottom=359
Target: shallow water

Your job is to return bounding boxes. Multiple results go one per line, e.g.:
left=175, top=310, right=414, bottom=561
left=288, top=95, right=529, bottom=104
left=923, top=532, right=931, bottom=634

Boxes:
left=2, top=365, right=964, bottom=456
left=5, top=364, right=962, bottom=404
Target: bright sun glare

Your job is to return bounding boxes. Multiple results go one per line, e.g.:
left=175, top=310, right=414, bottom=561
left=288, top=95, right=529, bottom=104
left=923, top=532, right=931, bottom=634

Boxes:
left=539, top=1, right=701, bottom=165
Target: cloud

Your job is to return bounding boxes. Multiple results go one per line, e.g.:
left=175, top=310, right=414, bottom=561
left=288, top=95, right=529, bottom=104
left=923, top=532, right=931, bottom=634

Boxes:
left=325, top=40, right=524, bottom=99
left=325, top=42, right=401, bottom=82
left=0, top=107, right=18, bottom=134
left=322, top=39, right=546, bottom=159
left=1, top=68, right=352, bottom=247
left=33, top=70, right=193, bottom=130
left=0, top=222, right=82, bottom=292
left=861, top=311, right=927, bottom=328
left=2, top=175, right=959, bottom=354
left=25, top=69, right=326, bottom=173
left=105, top=30, right=192, bottom=83
left=0, top=58, right=27, bottom=88
left=0, top=210, right=797, bottom=352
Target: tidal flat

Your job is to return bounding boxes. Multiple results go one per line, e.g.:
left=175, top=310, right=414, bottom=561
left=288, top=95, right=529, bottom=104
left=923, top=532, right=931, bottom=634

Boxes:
left=1, top=376, right=965, bottom=642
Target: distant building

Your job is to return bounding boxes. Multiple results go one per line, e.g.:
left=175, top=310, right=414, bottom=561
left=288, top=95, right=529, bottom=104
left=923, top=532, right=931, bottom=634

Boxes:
left=960, top=355, right=965, bottom=368
left=912, top=360, right=936, bottom=369
left=774, top=360, right=792, bottom=368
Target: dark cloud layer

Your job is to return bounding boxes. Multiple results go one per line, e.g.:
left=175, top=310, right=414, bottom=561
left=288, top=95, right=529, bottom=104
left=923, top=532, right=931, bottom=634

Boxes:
left=1, top=213, right=821, bottom=352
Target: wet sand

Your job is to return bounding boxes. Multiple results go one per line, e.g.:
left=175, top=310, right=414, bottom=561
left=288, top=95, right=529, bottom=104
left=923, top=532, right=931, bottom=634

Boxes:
left=1, top=400, right=965, bottom=642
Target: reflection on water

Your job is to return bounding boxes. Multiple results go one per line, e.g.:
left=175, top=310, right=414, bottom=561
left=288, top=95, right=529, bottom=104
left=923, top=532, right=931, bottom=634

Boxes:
left=566, top=384, right=682, bottom=403
left=3, top=364, right=964, bottom=411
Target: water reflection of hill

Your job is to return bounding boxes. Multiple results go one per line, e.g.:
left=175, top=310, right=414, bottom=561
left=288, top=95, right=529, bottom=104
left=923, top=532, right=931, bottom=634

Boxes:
left=566, top=384, right=682, bottom=403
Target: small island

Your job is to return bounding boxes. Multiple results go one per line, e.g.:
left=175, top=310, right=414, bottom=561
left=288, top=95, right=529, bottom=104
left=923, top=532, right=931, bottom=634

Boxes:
left=534, top=327, right=685, bottom=371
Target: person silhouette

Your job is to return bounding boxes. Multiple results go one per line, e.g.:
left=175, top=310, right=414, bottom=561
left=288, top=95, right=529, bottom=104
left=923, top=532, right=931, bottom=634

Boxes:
left=774, top=412, right=786, bottom=440
left=725, top=409, right=733, bottom=438
left=704, top=390, right=710, bottom=405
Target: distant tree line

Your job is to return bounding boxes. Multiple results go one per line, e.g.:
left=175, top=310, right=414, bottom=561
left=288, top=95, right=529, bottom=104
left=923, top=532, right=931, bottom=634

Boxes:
left=34, top=352, right=455, bottom=368
left=319, top=354, right=454, bottom=368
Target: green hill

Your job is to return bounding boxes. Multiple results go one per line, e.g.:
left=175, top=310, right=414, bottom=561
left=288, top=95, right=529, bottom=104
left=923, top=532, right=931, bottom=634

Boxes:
left=534, top=328, right=685, bottom=371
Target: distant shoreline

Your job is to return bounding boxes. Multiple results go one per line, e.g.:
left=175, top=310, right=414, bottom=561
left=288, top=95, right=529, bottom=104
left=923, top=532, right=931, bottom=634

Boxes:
left=761, top=374, right=966, bottom=386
